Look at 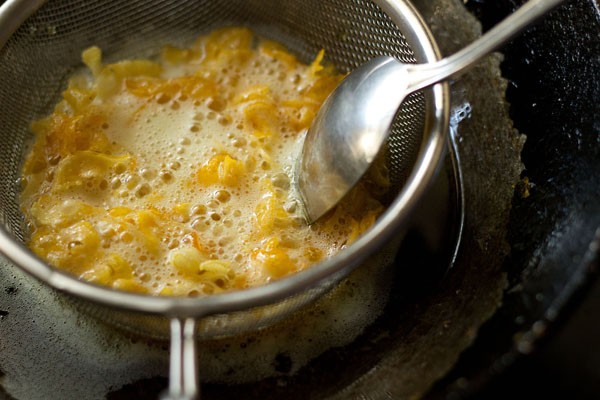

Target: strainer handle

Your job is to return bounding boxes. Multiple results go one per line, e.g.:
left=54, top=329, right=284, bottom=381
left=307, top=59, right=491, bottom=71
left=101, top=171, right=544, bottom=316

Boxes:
left=404, top=0, right=565, bottom=92
left=161, top=318, right=200, bottom=400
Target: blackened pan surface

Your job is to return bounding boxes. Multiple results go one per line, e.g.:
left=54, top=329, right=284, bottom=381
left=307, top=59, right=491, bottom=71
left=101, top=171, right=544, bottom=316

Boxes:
left=427, top=0, right=600, bottom=398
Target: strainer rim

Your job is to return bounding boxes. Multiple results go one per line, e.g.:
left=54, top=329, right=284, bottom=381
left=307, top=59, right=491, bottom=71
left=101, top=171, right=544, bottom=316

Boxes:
left=0, top=0, right=449, bottom=318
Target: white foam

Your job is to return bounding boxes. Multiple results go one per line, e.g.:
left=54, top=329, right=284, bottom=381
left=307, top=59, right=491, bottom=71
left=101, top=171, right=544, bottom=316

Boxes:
left=50, top=52, right=360, bottom=294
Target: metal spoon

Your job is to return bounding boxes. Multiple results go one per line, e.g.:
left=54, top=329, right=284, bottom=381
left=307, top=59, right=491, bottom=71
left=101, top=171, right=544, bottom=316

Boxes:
left=297, top=0, right=564, bottom=223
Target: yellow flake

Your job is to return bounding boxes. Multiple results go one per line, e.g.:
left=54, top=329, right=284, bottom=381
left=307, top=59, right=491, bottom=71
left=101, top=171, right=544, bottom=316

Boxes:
left=251, top=237, right=296, bottom=278
left=112, top=278, right=148, bottom=294
left=258, top=40, right=298, bottom=68
left=20, top=27, right=384, bottom=298
left=169, top=247, right=208, bottom=277
left=82, top=46, right=102, bottom=76
left=197, top=153, right=245, bottom=187
left=52, top=151, right=133, bottom=196
left=242, top=100, right=280, bottom=139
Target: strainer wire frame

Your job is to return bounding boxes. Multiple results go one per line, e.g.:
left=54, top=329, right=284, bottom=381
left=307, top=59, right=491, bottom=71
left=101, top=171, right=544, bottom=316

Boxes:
left=0, top=0, right=449, bottom=398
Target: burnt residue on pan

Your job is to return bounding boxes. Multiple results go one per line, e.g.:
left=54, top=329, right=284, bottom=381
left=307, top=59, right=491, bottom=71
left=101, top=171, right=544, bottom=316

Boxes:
left=426, top=0, right=600, bottom=398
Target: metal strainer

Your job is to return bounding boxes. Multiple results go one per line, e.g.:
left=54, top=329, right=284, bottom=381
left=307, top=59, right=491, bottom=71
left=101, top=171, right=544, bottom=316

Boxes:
left=0, top=0, right=447, bottom=398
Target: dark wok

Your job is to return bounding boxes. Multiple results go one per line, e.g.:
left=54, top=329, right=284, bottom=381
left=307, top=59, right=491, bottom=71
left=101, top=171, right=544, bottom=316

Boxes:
left=429, top=0, right=600, bottom=398
left=0, top=0, right=598, bottom=399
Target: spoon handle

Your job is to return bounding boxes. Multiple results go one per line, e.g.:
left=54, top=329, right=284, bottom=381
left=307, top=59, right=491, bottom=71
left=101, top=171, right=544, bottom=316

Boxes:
left=404, top=0, right=565, bottom=93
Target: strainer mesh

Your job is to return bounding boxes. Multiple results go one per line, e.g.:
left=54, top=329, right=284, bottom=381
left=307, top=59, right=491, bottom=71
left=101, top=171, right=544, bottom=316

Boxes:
left=0, top=0, right=427, bottom=338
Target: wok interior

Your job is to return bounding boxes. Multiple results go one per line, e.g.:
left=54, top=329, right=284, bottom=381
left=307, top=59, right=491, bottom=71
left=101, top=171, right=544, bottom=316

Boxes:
left=0, top=0, right=439, bottom=338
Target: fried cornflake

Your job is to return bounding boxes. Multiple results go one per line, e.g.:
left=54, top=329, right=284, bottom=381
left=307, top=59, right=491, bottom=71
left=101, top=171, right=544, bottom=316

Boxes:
left=20, top=27, right=387, bottom=297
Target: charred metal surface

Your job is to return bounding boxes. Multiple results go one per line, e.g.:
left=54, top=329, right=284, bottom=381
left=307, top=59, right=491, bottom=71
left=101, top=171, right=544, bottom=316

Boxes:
left=426, top=0, right=600, bottom=398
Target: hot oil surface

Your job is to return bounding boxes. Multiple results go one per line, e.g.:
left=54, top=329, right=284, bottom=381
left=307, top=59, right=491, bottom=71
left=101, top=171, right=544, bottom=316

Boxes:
left=19, top=28, right=385, bottom=297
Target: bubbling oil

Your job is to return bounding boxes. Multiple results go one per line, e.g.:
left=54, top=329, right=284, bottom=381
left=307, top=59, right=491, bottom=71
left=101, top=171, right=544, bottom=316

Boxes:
left=20, top=27, right=386, bottom=296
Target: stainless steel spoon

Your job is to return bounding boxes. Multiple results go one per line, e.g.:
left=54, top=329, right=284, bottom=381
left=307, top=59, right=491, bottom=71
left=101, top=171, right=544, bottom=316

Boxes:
left=297, top=0, right=564, bottom=223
